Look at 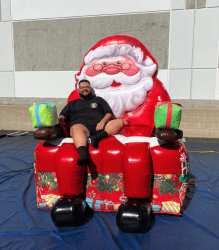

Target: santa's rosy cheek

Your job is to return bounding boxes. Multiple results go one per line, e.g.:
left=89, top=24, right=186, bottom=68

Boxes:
left=85, top=66, right=101, bottom=76
left=122, top=65, right=140, bottom=76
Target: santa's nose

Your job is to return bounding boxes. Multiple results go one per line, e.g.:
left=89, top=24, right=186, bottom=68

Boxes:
left=104, top=66, right=121, bottom=75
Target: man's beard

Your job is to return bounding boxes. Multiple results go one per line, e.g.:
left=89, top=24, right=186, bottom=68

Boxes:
left=79, top=91, right=93, bottom=99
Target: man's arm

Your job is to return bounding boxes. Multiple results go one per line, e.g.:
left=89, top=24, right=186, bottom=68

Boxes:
left=59, top=101, right=72, bottom=125
left=96, top=113, right=113, bottom=131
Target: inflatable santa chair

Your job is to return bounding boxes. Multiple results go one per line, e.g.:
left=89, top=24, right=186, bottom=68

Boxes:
left=33, top=35, right=190, bottom=233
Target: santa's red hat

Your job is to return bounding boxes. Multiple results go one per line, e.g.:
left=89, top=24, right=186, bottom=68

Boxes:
left=75, top=35, right=158, bottom=88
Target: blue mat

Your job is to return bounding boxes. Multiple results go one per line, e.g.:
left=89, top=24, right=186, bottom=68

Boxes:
left=0, top=134, right=219, bottom=250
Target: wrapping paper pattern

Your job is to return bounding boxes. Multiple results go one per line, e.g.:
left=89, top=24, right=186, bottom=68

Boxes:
left=40, top=195, right=60, bottom=207
left=161, top=201, right=181, bottom=213
left=35, top=171, right=60, bottom=209
left=35, top=170, right=189, bottom=214
left=86, top=173, right=126, bottom=211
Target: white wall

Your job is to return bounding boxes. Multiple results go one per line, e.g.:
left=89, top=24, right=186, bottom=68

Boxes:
left=1, top=0, right=219, bottom=101
left=10, top=0, right=171, bottom=21
left=168, top=7, right=219, bottom=100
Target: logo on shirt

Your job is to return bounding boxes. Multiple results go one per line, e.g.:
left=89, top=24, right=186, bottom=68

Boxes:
left=90, top=103, right=98, bottom=108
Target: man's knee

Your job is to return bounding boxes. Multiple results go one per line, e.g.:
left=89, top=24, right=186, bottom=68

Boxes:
left=104, top=119, right=124, bottom=136
left=70, top=125, right=78, bottom=137
left=117, top=119, right=124, bottom=128
left=70, top=124, right=90, bottom=138
left=107, top=118, right=124, bottom=128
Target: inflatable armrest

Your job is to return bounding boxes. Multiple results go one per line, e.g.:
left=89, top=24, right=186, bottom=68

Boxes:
left=155, top=128, right=183, bottom=142
left=59, top=122, right=71, bottom=137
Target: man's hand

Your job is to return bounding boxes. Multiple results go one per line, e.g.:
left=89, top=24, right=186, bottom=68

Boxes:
left=59, top=115, right=66, bottom=125
left=96, top=120, right=105, bottom=131
left=96, top=113, right=113, bottom=131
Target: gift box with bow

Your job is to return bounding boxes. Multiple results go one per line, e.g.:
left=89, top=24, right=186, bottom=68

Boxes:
left=29, top=102, right=59, bottom=128
left=154, top=102, right=183, bottom=129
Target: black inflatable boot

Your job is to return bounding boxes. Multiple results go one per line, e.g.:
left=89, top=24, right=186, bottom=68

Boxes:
left=51, top=196, right=86, bottom=227
left=116, top=198, right=152, bottom=233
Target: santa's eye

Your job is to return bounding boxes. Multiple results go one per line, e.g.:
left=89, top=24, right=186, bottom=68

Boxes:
left=93, top=64, right=103, bottom=71
left=103, top=62, right=107, bottom=66
left=117, top=61, right=121, bottom=64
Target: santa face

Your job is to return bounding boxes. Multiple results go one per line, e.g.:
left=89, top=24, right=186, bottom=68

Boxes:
left=85, top=57, right=140, bottom=77
left=76, top=44, right=157, bottom=118
left=84, top=56, right=141, bottom=89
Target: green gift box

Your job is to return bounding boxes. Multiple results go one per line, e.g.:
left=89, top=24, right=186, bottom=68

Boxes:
left=29, top=102, right=59, bottom=128
left=154, top=102, right=183, bottom=129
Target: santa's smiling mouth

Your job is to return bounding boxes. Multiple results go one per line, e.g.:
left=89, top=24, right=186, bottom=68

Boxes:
left=110, top=81, right=122, bottom=88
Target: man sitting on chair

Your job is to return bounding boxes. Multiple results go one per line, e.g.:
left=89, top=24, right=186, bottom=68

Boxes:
left=59, top=79, right=124, bottom=166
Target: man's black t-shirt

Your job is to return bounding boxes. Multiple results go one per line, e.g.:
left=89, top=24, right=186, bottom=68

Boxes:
left=60, top=96, right=113, bottom=127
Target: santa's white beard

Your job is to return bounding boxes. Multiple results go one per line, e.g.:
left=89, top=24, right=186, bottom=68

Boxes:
left=96, top=78, right=152, bottom=118
left=82, top=71, right=153, bottom=118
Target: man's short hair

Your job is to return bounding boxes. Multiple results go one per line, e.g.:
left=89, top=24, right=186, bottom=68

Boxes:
left=78, top=79, right=90, bottom=86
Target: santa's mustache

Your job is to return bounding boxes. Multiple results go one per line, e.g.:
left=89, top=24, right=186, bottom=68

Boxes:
left=83, top=71, right=141, bottom=89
